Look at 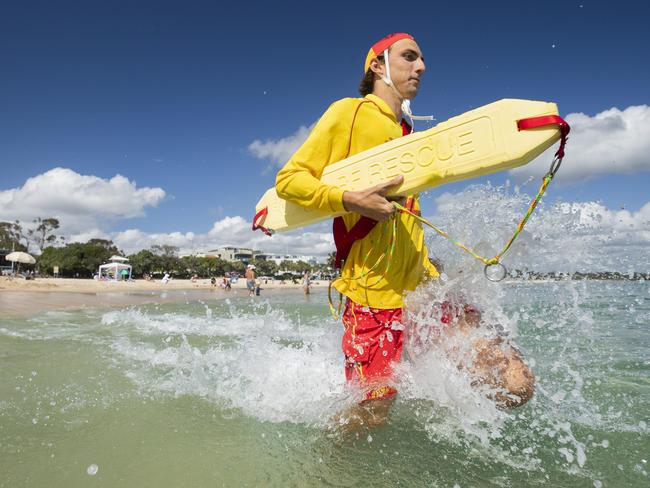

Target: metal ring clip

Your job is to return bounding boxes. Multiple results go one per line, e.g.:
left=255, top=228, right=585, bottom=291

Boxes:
left=484, top=262, right=507, bottom=282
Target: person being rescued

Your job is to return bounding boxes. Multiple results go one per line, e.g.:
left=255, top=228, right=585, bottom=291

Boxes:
left=405, top=270, right=535, bottom=410
left=444, top=301, right=535, bottom=409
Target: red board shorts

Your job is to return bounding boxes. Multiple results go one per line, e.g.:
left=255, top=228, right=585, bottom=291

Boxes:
left=341, top=298, right=404, bottom=402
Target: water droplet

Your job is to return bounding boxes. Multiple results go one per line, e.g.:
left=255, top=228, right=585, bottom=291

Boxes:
left=87, top=464, right=98, bottom=476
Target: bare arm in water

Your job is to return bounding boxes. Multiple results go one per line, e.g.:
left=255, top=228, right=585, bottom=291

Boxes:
left=451, top=306, right=535, bottom=408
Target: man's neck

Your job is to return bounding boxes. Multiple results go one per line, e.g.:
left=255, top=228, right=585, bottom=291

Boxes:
left=371, top=83, right=402, bottom=121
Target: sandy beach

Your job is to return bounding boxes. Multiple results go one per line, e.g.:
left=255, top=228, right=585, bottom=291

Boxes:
left=0, top=276, right=327, bottom=316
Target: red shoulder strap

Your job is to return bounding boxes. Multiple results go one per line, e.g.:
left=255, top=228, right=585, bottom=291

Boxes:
left=401, top=119, right=412, bottom=136
left=333, top=108, right=411, bottom=268
left=333, top=215, right=377, bottom=268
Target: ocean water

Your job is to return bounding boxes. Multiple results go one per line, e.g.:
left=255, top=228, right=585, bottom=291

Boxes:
left=1, top=182, right=649, bottom=487
left=1, top=279, right=648, bottom=487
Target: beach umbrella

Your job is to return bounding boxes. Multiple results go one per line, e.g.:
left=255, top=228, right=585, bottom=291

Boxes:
left=5, top=251, right=36, bottom=264
left=5, top=251, right=36, bottom=275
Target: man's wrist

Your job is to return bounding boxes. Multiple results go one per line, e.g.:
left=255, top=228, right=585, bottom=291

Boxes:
left=342, top=191, right=355, bottom=212
left=329, top=187, right=347, bottom=213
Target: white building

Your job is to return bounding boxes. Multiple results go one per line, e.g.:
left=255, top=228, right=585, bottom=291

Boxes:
left=255, top=253, right=321, bottom=265
left=181, top=247, right=324, bottom=265
left=202, top=246, right=256, bottom=263
left=179, top=247, right=255, bottom=262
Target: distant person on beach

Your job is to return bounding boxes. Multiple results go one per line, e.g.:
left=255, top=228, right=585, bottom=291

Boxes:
left=276, top=33, right=437, bottom=424
left=161, top=273, right=170, bottom=284
left=245, top=264, right=256, bottom=297
left=302, top=271, right=311, bottom=295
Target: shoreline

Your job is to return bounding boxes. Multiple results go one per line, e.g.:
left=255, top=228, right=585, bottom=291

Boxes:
left=0, top=276, right=323, bottom=293
left=0, top=277, right=326, bottom=317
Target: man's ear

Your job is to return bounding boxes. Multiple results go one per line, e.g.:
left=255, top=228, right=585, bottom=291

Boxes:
left=369, top=57, right=385, bottom=77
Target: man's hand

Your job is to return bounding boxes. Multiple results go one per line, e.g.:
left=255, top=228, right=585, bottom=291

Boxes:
left=342, top=175, right=405, bottom=221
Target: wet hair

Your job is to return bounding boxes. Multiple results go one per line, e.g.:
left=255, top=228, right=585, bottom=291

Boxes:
left=358, top=54, right=384, bottom=96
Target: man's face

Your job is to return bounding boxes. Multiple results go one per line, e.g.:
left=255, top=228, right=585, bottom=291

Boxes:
left=386, top=39, right=426, bottom=99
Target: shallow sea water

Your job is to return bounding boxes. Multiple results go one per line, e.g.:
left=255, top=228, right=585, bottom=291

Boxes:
left=1, top=280, right=648, bottom=487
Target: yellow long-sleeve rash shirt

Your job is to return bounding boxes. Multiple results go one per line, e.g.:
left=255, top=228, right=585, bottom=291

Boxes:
left=276, top=94, right=438, bottom=309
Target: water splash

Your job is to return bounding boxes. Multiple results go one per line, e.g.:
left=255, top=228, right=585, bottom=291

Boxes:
left=1, top=186, right=648, bottom=486
left=103, top=301, right=352, bottom=425
left=424, top=182, right=650, bottom=274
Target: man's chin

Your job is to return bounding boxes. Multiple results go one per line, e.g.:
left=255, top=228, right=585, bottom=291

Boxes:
left=402, top=86, right=419, bottom=99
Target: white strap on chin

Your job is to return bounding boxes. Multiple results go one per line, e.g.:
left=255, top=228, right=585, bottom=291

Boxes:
left=380, top=49, right=392, bottom=86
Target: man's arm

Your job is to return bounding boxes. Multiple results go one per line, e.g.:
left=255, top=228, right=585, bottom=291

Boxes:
left=275, top=100, right=350, bottom=214
left=276, top=99, right=403, bottom=222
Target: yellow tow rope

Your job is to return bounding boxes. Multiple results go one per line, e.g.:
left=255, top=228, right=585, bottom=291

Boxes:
left=328, top=158, right=563, bottom=319
left=393, top=168, right=557, bottom=278
left=327, top=216, right=399, bottom=320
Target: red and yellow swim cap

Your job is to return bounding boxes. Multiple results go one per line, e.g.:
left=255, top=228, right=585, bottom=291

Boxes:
left=364, top=32, right=414, bottom=73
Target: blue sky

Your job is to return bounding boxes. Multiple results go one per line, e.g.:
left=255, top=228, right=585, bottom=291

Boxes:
left=1, top=0, right=649, bottom=256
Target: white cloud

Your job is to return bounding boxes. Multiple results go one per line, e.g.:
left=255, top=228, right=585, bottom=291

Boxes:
left=68, top=228, right=110, bottom=243
left=248, top=124, right=314, bottom=168
left=207, top=216, right=251, bottom=240
left=111, top=229, right=198, bottom=253
left=111, top=217, right=334, bottom=257
left=0, top=167, right=166, bottom=233
left=426, top=184, right=650, bottom=273
left=251, top=105, right=650, bottom=182
left=511, top=105, right=650, bottom=181
left=110, top=185, right=650, bottom=272
left=0, top=167, right=334, bottom=258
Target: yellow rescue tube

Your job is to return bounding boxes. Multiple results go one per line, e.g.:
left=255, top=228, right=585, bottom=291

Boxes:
left=254, top=98, right=562, bottom=234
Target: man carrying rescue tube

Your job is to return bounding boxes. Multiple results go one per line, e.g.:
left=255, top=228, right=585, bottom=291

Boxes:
left=275, top=33, right=533, bottom=426
left=276, top=33, right=435, bottom=420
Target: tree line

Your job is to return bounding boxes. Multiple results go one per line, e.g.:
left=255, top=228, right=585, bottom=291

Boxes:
left=37, top=241, right=327, bottom=279
left=1, top=218, right=334, bottom=279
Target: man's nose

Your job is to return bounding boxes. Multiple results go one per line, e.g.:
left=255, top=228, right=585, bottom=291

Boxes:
left=416, top=57, right=426, bottom=74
